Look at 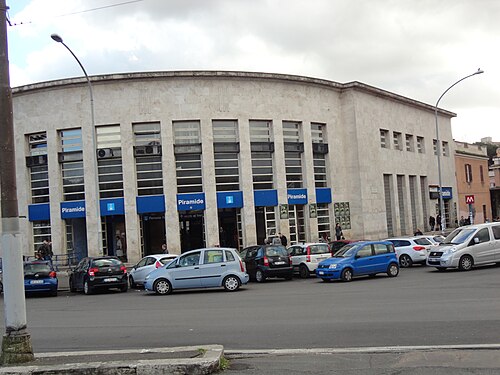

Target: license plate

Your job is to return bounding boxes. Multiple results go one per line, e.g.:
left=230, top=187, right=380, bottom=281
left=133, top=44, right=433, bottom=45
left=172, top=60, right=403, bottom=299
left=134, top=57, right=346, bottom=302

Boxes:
left=31, top=280, right=43, bottom=284
left=104, top=278, right=118, bottom=282
left=318, top=271, right=324, bottom=275
left=274, top=261, right=285, bottom=265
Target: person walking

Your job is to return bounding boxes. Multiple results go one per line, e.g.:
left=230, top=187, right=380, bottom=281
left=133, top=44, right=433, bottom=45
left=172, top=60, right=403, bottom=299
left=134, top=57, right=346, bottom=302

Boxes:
left=436, top=214, right=442, bottom=231
left=115, top=235, right=123, bottom=260
left=161, top=243, right=169, bottom=254
left=278, top=232, right=287, bottom=247
left=335, top=223, right=343, bottom=240
left=429, top=216, right=435, bottom=231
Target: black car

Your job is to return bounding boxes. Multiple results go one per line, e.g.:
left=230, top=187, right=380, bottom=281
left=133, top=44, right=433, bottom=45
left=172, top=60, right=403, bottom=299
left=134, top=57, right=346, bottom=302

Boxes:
left=69, top=256, right=128, bottom=294
left=240, top=245, right=293, bottom=282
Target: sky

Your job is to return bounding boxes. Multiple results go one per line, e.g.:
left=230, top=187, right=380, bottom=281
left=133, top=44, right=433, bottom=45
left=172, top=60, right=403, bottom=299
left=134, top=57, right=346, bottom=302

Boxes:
left=5, top=0, right=499, bottom=144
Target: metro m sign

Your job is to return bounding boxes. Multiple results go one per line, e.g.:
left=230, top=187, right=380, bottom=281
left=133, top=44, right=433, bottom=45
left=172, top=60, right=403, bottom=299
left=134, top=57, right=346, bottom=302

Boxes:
left=465, top=195, right=475, bottom=204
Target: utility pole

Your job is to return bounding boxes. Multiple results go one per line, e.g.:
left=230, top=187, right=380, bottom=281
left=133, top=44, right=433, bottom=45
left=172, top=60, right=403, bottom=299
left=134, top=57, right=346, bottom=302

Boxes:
left=0, top=0, right=34, bottom=364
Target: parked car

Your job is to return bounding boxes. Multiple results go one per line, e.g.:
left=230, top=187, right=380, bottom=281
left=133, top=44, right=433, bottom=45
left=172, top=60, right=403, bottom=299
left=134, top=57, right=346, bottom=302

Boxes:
left=385, top=237, right=433, bottom=267
left=416, top=234, right=445, bottom=247
left=287, top=242, right=331, bottom=278
left=24, top=260, right=58, bottom=296
left=316, top=240, right=399, bottom=282
left=129, top=254, right=177, bottom=288
left=69, top=256, right=128, bottom=294
left=427, top=222, right=500, bottom=271
left=240, top=245, right=293, bottom=282
left=144, top=247, right=248, bottom=295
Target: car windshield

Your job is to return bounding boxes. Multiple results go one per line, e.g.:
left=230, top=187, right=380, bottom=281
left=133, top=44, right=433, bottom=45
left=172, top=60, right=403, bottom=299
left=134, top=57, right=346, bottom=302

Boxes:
left=309, top=244, right=330, bottom=254
left=93, top=258, right=121, bottom=267
left=265, top=246, right=288, bottom=257
left=333, top=244, right=358, bottom=257
left=24, top=263, right=51, bottom=275
left=441, top=228, right=476, bottom=245
left=160, top=257, right=176, bottom=265
left=433, top=236, right=445, bottom=243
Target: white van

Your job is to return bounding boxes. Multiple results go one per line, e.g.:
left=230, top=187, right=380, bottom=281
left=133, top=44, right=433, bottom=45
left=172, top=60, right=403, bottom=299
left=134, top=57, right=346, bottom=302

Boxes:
left=427, top=223, right=500, bottom=271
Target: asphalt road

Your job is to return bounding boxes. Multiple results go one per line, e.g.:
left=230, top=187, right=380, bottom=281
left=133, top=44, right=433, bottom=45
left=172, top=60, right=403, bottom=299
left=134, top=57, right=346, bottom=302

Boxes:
left=1, top=264, right=500, bottom=353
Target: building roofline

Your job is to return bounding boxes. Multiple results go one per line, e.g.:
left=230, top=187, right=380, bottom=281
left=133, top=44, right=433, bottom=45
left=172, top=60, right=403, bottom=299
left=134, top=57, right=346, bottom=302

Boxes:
left=11, top=70, right=456, bottom=117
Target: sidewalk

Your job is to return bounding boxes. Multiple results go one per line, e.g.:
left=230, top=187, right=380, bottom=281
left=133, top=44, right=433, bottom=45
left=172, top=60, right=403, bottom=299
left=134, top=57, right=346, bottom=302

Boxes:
left=0, top=345, right=223, bottom=375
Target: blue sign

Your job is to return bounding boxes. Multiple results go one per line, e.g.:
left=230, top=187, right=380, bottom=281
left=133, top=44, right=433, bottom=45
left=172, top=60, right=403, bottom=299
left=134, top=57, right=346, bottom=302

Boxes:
left=100, top=198, right=125, bottom=216
left=137, top=195, right=166, bottom=214
left=28, top=203, right=50, bottom=222
left=177, top=193, right=206, bottom=211
left=217, top=191, right=243, bottom=209
left=254, top=190, right=278, bottom=207
left=316, top=188, right=332, bottom=204
left=61, top=201, right=86, bottom=219
left=442, top=187, right=453, bottom=199
left=287, top=189, right=308, bottom=205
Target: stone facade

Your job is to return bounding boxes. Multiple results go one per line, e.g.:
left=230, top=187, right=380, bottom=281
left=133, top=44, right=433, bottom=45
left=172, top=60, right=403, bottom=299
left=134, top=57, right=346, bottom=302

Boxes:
left=11, top=71, right=457, bottom=263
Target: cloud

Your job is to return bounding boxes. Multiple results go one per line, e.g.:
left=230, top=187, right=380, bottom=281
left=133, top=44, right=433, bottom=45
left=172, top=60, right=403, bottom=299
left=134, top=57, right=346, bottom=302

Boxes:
left=7, top=0, right=499, bottom=142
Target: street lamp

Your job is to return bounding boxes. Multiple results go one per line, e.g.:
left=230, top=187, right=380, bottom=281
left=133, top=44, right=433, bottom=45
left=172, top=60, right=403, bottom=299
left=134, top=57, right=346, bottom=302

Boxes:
left=51, top=33, right=103, bottom=255
left=435, top=68, right=484, bottom=233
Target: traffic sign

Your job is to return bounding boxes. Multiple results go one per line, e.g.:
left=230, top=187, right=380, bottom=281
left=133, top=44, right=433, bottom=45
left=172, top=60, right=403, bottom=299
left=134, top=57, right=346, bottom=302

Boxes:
left=465, top=195, right=475, bottom=204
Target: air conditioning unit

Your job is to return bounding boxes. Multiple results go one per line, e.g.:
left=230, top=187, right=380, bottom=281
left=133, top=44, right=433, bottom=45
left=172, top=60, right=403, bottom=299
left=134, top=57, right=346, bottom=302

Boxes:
left=97, top=148, right=114, bottom=159
left=134, top=145, right=162, bottom=156
left=26, top=154, right=48, bottom=167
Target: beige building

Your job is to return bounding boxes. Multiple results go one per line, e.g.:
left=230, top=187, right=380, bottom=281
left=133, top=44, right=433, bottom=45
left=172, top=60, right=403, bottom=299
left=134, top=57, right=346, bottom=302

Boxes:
left=11, top=71, right=457, bottom=264
left=454, top=141, right=492, bottom=224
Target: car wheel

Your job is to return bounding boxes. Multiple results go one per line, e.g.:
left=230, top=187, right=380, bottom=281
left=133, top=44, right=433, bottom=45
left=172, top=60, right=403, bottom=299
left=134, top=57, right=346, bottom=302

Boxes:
left=341, top=268, right=353, bottom=282
left=436, top=267, right=447, bottom=272
left=399, top=254, right=413, bottom=268
left=255, top=269, right=266, bottom=283
left=120, top=284, right=128, bottom=293
left=223, top=275, right=241, bottom=292
left=387, top=263, right=399, bottom=277
left=0, top=281, right=3, bottom=293
left=153, top=278, right=172, bottom=295
left=299, top=265, right=309, bottom=279
left=129, top=276, right=137, bottom=289
left=458, top=255, right=473, bottom=271
left=69, top=278, right=76, bottom=293
left=83, top=280, right=93, bottom=295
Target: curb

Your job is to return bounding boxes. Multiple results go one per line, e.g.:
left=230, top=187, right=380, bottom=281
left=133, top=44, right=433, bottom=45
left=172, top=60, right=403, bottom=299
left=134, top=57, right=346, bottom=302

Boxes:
left=225, top=344, right=500, bottom=357
left=0, top=345, right=223, bottom=375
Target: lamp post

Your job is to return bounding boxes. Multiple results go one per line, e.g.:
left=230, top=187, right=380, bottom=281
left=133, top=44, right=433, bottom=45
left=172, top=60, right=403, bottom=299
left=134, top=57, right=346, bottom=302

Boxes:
left=51, top=34, right=103, bottom=255
left=435, top=68, right=484, bottom=233
left=0, top=0, right=34, bottom=364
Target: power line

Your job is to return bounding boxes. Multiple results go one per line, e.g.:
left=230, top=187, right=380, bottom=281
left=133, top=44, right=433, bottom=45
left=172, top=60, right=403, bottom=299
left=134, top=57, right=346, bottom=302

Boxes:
left=8, top=0, right=146, bottom=27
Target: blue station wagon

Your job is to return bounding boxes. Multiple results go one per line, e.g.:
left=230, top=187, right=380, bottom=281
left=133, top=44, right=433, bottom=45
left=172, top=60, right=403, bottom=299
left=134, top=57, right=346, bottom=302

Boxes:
left=316, top=240, right=399, bottom=282
left=144, top=247, right=249, bottom=295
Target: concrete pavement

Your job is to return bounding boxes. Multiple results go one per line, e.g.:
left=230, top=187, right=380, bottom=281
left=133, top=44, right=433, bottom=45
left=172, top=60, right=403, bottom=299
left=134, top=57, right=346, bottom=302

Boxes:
left=0, top=345, right=223, bottom=374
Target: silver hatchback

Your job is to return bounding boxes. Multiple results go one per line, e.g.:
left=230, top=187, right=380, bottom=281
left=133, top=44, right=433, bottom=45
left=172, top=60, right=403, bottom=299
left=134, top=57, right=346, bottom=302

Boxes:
left=144, top=248, right=249, bottom=295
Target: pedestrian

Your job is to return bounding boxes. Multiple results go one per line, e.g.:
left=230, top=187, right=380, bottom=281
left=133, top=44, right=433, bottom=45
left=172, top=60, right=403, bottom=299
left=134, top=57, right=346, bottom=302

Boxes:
left=335, top=223, right=343, bottom=240
left=219, top=227, right=227, bottom=247
left=436, top=214, right=442, bottom=231
left=459, top=216, right=465, bottom=226
left=161, top=243, right=169, bottom=254
left=278, top=232, right=287, bottom=247
left=414, top=228, right=423, bottom=236
left=115, top=235, right=123, bottom=260
left=429, top=216, right=435, bottom=231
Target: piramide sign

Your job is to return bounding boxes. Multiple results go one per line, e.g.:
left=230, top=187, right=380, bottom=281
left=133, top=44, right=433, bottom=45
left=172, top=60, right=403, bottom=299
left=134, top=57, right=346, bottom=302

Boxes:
left=465, top=195, right=475, bottom=204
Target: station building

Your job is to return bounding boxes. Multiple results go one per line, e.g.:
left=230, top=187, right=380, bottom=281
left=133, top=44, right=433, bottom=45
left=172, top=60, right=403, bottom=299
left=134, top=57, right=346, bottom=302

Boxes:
left=11, top=71, right=458, bottom=263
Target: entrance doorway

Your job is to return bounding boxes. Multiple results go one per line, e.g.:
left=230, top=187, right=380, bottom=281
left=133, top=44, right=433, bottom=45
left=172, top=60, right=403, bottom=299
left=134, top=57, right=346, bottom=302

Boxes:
left=179, top=211, right=205, bottom=252
left=103, top=216, right=126, bottom=261
left=218, top=209, right=241, bottom=249
left=141, top=214, right=166, bottom=256
left=255, top=206, right=277, bottom=245
left=289, top=205, right=305, bottom=244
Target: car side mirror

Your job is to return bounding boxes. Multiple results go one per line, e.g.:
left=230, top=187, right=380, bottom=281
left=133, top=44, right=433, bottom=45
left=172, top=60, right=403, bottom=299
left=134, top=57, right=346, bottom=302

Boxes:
left=355, top=255, right=361, bottom=259
left=473, top=237, right=480, bottom=244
